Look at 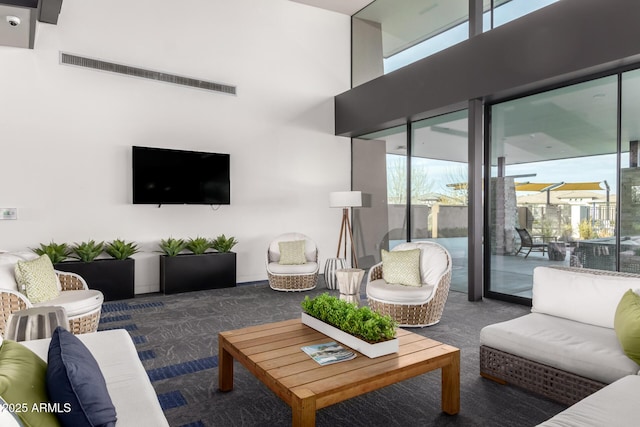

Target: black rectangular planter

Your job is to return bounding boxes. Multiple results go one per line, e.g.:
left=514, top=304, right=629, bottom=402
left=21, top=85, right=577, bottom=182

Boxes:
left=54, top=258, right=135, bottom=301
left=160, top=252, right=236, bottom=295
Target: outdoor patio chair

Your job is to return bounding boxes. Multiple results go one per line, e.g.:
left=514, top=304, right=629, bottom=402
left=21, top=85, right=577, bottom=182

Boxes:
left=366, top=241, right=452, bottom=327
left=266, top=232, right=318, bottom=291
left=515, top=228, right=547, bottom=258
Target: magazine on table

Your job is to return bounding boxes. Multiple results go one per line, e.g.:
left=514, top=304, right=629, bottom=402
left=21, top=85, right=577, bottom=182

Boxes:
left=301, top=341, right=356, bottom=365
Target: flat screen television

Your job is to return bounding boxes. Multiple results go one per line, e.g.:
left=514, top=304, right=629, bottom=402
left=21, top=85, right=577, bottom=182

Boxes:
left=132, top=146, right=230, bottom=205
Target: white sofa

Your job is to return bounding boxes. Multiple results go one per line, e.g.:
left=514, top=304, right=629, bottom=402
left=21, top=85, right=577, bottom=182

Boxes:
left=537, top=375, right=640, bottom=426
left=480, top=266, right=640, bottom=405
left=21, top=329, right=169, bottom=426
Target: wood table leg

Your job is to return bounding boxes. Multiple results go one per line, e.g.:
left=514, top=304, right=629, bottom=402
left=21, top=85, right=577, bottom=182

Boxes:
left=291, top=388, right=316, bottom=427
left=441, top=350, right=460, bottom=415
left=218, top=337, right=234, bottom=392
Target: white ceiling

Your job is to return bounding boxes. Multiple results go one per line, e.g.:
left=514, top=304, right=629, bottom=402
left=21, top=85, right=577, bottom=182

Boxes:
left=289, top=0, right=373, bottom=16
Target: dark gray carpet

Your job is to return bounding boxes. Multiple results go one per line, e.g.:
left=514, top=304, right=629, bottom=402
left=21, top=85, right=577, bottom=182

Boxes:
left=98, top=279, right=566, bottom=427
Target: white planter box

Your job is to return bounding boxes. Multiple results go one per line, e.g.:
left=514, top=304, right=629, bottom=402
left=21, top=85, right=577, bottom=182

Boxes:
left=301, top=312, right=398, bottom=358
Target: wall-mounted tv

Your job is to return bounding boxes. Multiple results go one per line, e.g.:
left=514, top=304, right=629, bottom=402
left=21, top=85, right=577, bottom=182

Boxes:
left=132, top=146, right=230, bottom=205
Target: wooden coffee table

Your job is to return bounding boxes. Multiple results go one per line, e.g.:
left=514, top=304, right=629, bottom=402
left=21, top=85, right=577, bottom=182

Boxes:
left=218, top=318, right=460, bottom=426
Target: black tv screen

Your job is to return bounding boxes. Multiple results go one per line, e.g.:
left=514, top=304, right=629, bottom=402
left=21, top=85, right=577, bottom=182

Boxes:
left=132, top=146, right=230, bottom=205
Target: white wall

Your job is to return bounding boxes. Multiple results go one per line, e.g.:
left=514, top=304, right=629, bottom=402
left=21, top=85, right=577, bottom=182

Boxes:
left=0, top=0, right=352, bottom=293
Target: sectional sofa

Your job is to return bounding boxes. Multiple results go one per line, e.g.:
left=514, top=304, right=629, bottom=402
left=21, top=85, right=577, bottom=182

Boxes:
left=480, top=266, right=640, bottom=425
left=1, top=328, right=169, bottom=426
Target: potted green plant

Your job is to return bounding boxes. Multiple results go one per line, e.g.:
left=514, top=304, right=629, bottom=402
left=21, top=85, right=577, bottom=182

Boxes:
left=186, top=237, right=211, bottom=255
left=32, top=241, right=71, bottom=264
left=301, top=293, right=398, bottom=358
left=105, top=239, right=140, bottom=260
left=70, top=240, right=105, bottom=262
left=210, top=234, right=238, bottom=253
left=159, top=236, right=236, bottom=295
left=54, top=239, right=138, bottom=302
left=158, top=237, right=188, bottom=256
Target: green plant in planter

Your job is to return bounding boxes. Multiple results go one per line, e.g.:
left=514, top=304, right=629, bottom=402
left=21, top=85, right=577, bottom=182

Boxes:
left=158, top=238, right=188, bottom=256
left=186, top=237, right=211, bottom=255
left=32, top=241, right=71, bottom=264
left=210, top=234, right=238, bottom=253
left=71, top=240, right=105, bottom=262
left=301, top=293, right=397, bottom=343
left=105, top=239, right=139, bottom=260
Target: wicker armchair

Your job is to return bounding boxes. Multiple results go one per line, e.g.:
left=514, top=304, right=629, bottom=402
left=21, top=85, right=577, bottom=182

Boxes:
left=0, top=252, right=103, bottom=336
left=0, top=270, right=103, bottom=336
left=366, top=241, right=452, bottom=327
left=266, top=233, right=319, bottom=291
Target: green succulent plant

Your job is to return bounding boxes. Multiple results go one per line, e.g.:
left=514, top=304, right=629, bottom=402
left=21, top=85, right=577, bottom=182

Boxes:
left=210, top=234, right=238, bottom=253
left=301, top=293, right=397, bottom=343
left=158, top=237, right=188, bottom=256
left=186, top=237, right=211, bottom=255
left=71, top=240, right=105, bottom=262
left=32, top=241, right=71, bottom=264
left=105, top=239, right=139, bottom=260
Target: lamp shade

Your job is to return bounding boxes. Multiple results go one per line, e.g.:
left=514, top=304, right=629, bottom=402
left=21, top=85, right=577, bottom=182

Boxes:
left=329, top=191, right=362, bottom=208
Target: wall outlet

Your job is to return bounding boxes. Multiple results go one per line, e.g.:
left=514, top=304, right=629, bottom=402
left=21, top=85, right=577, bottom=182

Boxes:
left=0, top=208, right=17, bottom=220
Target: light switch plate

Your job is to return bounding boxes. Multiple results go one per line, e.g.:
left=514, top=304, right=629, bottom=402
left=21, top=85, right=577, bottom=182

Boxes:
left=0, top=208, right=17, bottom=220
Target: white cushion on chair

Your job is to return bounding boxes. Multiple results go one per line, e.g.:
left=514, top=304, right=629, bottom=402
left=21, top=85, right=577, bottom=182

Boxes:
left=0, top=253, right=24, bottom=292
left=268, top=233, right=317, bottom=263
left=0, top=252, right=55, bottom=293
left=267, top=262, right=318, bottom=275
left=393, top=242, right=449, bottom=285
left=367, top=279, right=435, bottom=304
left=33, top=290, right=103, bottom=317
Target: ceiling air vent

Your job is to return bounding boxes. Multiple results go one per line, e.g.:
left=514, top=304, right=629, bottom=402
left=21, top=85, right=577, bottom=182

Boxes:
left=59, top=52, right=236, bottom=96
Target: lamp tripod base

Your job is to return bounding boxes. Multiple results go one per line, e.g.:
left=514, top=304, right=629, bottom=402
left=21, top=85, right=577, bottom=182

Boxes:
left=336, top=208, right=358, bottom=268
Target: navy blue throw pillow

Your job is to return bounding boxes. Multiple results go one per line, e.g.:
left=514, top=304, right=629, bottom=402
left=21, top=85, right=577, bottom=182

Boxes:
left=46, top=327, right=117, bottom=427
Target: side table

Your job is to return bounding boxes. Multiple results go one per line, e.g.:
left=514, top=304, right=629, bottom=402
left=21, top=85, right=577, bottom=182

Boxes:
left=335, top=268, right=364, bottom=305
left=4, top=306, right=69, bottom=342
left=323, top=258, right=346, bottom=290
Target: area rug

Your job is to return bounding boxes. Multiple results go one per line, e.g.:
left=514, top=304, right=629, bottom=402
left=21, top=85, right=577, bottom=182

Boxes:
left=98, top=281, right=565, bottom=427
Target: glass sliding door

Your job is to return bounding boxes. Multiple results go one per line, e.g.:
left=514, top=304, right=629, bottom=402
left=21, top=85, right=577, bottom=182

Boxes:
left=352, top=125, right=408, bottom=269
left=488, top=76, right=618, bottom=299
left=620, top=69, right=640, bottom=273
left=412, top=111, right=469, bottom=293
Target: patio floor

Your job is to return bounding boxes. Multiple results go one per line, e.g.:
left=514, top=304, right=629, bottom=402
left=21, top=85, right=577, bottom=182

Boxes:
left=394, top=237, right=572, bottom=299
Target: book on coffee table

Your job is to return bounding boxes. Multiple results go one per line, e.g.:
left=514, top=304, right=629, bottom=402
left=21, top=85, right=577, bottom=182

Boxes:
left=301, top=342, right=356, bottom=365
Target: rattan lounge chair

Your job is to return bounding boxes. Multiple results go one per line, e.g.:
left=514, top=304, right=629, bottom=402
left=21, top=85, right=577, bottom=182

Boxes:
left=266, top=232, right=318, bottom=291
left=0, top=270, right=102, bottom=336
left=366, top=241, right=452, bottom=327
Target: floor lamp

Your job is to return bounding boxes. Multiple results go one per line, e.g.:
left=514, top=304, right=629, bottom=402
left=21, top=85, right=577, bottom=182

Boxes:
left=329, top=191, right=362, bottom=268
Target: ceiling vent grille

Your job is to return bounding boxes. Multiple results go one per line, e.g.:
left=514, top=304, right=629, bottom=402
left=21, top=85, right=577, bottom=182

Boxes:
left=59, top=52, right=236, bottom=96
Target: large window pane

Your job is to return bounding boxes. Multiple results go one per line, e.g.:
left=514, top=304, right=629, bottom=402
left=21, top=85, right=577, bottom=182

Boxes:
left=412, top=110, right=469, bottom=293
left=353, top=0, right=560, bottom=88
left=485, top=0, right=559, bottom=30
left=353, top=125, right=408, bottom=268
left=352, top=0, right=469, bottom=86
left=620, top=69, right=640, bottom=273
left=489, top=76, right=618, bottom=298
